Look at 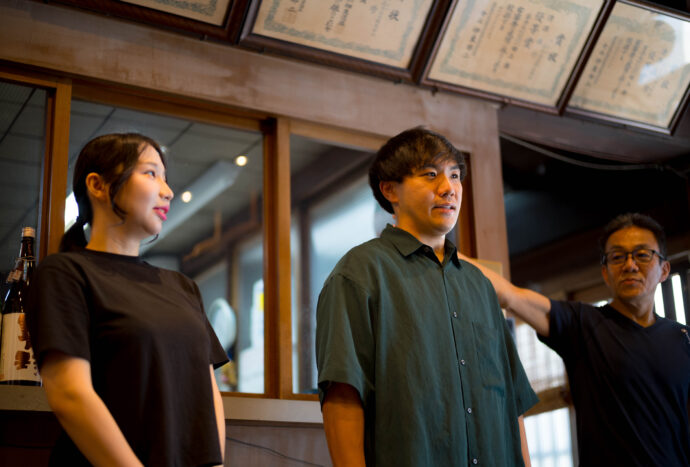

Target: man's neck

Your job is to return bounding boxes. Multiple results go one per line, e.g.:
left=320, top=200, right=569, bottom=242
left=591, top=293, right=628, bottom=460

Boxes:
left=392, top=225, right=446, bottom=262
left=609, top=298, right=656, bottom=327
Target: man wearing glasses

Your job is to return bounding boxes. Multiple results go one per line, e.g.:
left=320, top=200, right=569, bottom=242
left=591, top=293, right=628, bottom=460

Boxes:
left=463, top=213, right=690, bottom=466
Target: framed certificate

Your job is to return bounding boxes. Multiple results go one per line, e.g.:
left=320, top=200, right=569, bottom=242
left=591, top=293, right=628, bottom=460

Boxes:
left=120, top=0, right=233, bottom=25
left=49, top=0, right=250, bottom=40
left=423, top=0, right=608, bottom=113
left=239, top=0, right=447, bottom=81
left=567, top=0, right=690, bottom=134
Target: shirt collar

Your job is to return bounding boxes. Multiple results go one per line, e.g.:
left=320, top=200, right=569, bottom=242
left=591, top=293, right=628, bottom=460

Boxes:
left=380, top=224, right=461, bottom=268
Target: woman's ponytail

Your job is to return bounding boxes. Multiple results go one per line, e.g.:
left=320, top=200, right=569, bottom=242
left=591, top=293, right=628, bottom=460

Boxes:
left=58, top=216, right=87, bottom=252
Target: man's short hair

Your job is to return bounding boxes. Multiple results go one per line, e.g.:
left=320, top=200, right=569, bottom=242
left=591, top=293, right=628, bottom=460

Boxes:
left=369, top=127, right=466, bottom=213
left=599, top=213, right=667, bottom=259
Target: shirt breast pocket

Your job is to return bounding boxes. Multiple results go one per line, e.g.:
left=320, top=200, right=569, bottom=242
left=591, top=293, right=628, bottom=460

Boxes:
left=471, top=321, right=506, bottom=398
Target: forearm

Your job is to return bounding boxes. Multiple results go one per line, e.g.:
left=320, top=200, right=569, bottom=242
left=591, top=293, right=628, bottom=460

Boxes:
left=210, top=366, right=226, bottom=465
left=509, top=287, right=552, bottom=337
left=41, top=353, right=141, bottom=467
left=518, top=415, right=531, bottom=467
left=458, top=253, right=551, bottom=336
left=46, top=384, right=142, bottom=466
left=322, top=383, right=366, bottom=467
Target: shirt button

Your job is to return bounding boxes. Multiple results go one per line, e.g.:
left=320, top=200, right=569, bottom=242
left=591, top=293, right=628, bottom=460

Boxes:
left=460, top=359, right=466, bottom=365
left=472, top=459, right=478, bottom=464
left=467, top=408, right=472, bottom=414
left=453, top=312, right=458, bottom=318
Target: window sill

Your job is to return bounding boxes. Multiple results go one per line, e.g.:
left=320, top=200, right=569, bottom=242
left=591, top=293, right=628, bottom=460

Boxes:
left=0, top=386, right=323, bottom=425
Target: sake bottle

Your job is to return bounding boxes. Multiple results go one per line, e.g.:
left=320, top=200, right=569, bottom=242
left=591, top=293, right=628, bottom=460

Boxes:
left=0, top=227, right=40, bottom=385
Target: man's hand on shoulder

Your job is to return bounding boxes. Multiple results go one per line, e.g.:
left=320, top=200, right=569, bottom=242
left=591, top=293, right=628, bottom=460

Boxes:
left=458, top=252, right=552, bottom=337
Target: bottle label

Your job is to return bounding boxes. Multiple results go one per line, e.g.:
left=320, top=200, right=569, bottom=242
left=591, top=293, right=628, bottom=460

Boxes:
left=0, top=313, right=40, bottom=383
left=5, top=269, right=20, bottom=283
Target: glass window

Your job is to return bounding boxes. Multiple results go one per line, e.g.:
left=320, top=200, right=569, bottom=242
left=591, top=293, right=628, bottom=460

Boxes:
left=671, top=274, right=687, bottom=325
left=289, top=135, right=390, bottom=394
left=235, top=234, right=264, bottom=393
left=0, top=81, right=46, bottom=288
left=655, top=285, right=666, bottom=318
left=525, top=407, right=573, bottom=467
left=515, top=322, right=566, bottom=393
left=655, top=272, right=689, bottom=325
left=68, top=99, right=264, bottom=393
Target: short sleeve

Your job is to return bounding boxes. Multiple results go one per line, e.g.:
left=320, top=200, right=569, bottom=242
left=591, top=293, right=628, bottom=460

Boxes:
left=502, top=317, right=539, bottom=415
left=315, top=273, right=375, bottom=406
left=26, top=255, right=91, bottom=368
left=190, top=280, right=228, bottom=369
left=538, top=299, right=580, bottom=363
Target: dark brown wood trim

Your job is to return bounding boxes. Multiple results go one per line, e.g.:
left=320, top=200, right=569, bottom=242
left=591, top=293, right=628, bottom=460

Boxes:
left=457, top=153, right=476, bottom=257
left=261, top=117, right=292, bottom=398
left=72, top=79, right=265, bottom=132
left=40, top=0, right=252, bottom=43
left=0, top=67, right=72, bottom=259
left=42, top=80, right=72, bottom=257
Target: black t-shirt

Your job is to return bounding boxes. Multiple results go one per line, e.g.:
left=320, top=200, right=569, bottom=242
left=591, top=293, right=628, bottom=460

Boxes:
left=27, top=249, right=229, bottom=467
left=539, top=300, right=690, bottom=467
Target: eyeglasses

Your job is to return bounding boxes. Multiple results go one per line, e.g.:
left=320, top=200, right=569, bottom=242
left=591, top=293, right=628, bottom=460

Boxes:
left=601, top=248, right=666, bottom=266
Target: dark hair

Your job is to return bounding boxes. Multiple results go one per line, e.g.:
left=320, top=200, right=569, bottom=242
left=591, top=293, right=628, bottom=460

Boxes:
left=598, top=213, right=667, bottom=261
left=59, top=133, right=166, bottom=252
left=369, top=127, right=466, bottom=213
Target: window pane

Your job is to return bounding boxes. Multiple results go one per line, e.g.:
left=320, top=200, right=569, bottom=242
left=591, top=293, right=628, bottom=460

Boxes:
left=68, top=99, right=264, bottom=393
left=0, top=81, right=46, bottom=282
left=655, top=285, right=666, bottom=318
left=525, top=408, right=573, bottom=467
left=515, top=322, right=566, bottom=392
left=671, top=274, right=686, bottom=325
left=290, top=135, right=386, bottom=394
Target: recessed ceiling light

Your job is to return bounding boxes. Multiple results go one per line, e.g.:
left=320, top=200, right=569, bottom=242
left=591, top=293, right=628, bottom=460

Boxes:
left=235, top=155, right=248, bottom=167
left=181, top=191, right=192, bottom=203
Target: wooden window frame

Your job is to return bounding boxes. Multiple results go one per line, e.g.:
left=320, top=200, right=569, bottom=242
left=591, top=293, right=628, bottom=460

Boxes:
left=0, top=68, right=487, bottom=405
left=0, top=66, right=71, bottom=261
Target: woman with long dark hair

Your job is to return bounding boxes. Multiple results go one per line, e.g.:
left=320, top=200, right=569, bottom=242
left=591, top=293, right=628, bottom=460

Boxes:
left=28, top=133, right=227, bottom=466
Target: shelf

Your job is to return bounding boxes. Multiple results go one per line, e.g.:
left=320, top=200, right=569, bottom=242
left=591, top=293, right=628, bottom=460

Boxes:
left=0, top=386, right=323, bottom=425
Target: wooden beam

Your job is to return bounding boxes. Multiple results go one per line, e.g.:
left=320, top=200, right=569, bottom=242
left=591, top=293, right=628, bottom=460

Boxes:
left=290, top=119, right=387, bottom=152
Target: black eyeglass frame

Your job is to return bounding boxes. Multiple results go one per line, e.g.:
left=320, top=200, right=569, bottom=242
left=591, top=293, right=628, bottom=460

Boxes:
left=601, top=248, right=667, bottom=266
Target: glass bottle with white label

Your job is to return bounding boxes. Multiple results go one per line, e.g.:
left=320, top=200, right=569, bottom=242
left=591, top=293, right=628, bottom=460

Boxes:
left=0, top=227, right=40, bottom=385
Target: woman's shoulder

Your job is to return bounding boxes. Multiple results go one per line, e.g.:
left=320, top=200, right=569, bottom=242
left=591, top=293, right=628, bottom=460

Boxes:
left=38, top=250, right=89, bottom=270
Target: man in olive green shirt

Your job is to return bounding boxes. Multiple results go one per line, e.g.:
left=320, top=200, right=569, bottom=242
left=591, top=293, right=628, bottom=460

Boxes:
left=316, top=128, right=538, bottom=466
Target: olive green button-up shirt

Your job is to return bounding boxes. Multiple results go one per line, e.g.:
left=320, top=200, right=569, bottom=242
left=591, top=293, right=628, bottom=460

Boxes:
left=316, top=225, right=538, bottom=466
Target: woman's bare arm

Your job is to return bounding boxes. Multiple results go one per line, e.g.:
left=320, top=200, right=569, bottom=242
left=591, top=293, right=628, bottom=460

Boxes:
left=41, top=352, right=142, bottom=467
